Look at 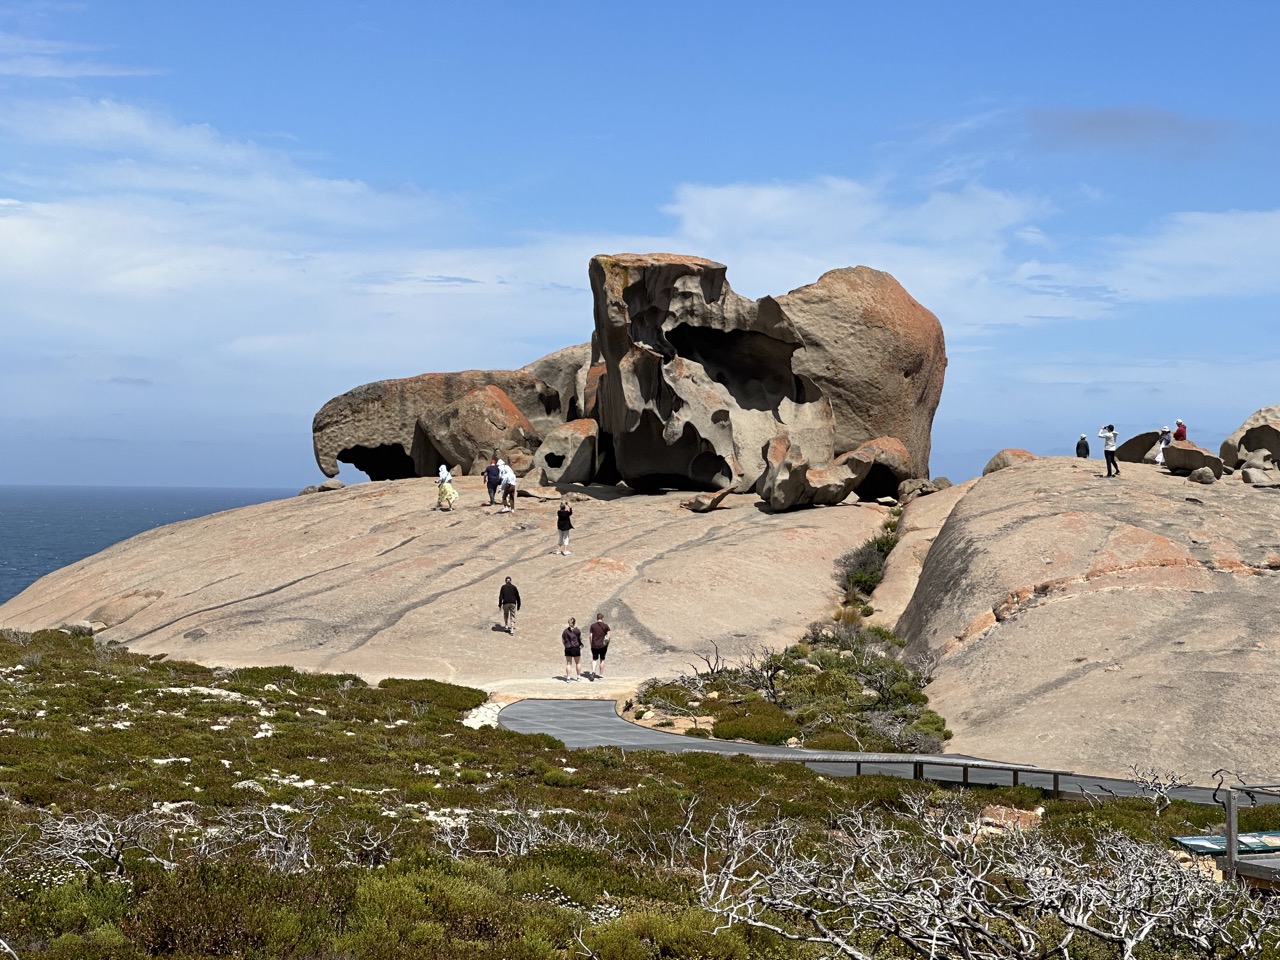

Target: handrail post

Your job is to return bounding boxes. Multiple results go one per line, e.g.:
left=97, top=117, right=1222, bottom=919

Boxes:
left=1225, top=788, right=1239, bottom=880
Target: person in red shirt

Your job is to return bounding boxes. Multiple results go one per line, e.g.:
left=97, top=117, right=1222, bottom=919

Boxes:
left=1173, top=419, right=1187, bottom=442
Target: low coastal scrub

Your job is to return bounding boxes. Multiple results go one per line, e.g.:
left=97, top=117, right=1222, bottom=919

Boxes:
left=636, top=619, right=949, bottom=752
left=637, top=522, right=948, bottom=753
left=0, top=629, right=1274, bottom=959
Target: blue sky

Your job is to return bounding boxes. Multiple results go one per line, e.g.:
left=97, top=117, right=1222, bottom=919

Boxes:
left=1, top=1, right=1277, bottom=487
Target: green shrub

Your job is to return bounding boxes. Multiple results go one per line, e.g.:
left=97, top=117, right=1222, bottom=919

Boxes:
left=712, top=702, right=799, bottom=745
left=683, top=727, right=711, bottom=739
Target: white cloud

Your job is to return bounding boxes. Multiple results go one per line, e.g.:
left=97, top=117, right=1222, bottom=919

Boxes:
left=0, top=30, right=156, bottom=77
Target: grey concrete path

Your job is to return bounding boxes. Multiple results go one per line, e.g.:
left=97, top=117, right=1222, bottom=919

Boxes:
left=499, top=698, right=1270, bottom=807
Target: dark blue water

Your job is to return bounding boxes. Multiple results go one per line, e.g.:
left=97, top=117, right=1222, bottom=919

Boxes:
left=0, top=485, right=296, bottom=605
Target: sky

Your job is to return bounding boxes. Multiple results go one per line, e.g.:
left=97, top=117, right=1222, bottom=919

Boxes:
left=1, top=1, right=1278, bottom=488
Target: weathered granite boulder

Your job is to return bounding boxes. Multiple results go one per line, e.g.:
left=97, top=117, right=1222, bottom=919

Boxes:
left=1240, top=423, right=1280, bottom=464
left=760, top=266, right=947, bottom=465
left=1116, top=430, right=1161, bottom=464
left=423, top=385, right=539, bottom=476
left=1162, top=440, right=1223, bottom=479
left=519, top=343, right=593, bottom=422
left=589, top=253, right=944, bottom=492
left=755, top=435, right=869, bottom=511
left=1243, top=467, right=1278, bottom=486
left=850, top=436, right=914, bottom=500
left=1221, top=404, right=1280, bottom=467
left=896, top=456, right=1280, bottom=780
left=981, top=448, right=1036, bottom=476
left=1188, top=466, right=1216, bottom=484
left=313, top=371, right=563, bottom=480
left=898, top=477, right=944, bottom=504
left=533, top=419, right=598, bottom=485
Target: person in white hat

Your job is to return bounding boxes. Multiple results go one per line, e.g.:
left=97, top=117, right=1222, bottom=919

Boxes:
left=1173, top=419, right=1187, bottom=442
left=1155, top=425, right=1173, bottom=464
left=1076, top=434, right=1090, bottom=458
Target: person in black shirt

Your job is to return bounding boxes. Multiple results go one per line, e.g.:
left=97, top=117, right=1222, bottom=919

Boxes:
left=555, top=502, right=574, bottom=555
left=497, top=576, right=521, bottom=634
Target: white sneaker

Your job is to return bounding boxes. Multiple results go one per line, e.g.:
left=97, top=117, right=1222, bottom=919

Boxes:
left=563, top=550, right=571, bottom=555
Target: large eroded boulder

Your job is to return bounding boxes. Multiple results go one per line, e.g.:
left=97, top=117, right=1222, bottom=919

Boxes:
left=1240, top=423, right=1280, bottom=464
left=982, top=448, right=1036, bottom=476
left=313, top=371, right=562, bottom=480
left=897, top=457, right=1280, bottom=780
left=519, top=343, right=593, bottom=422
left=1162, top=440, right=1223, bottom=479
left=762, top=265, right=947, bottom=467
left=1115, top=430, right=1161, bottom=464
left=589, top=253, right=945, bottom=492
left=422, top=385, right=539, bottom=476
left=1221, top=404, right=1280, bottom=467
left=533, top=419, right=599, bottom=485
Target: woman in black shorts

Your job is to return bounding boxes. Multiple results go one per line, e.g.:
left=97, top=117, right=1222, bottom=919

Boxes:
left=561, top=617, right=582, bottom=681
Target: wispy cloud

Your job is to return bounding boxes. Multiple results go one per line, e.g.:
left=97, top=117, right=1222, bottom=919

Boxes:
left=0, top=30, right=157, bottom=78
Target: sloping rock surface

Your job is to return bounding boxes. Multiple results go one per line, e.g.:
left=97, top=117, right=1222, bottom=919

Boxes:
left=898, top=457, right=1280, bottom=780
left=0, top=478, right=884, bottom=700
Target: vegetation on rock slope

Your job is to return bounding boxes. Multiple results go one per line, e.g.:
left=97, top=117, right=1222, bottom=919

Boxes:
left=1, top=628, right=1277, bottom=959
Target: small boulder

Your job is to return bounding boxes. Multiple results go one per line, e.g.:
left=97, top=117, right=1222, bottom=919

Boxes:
left=1163, top=440, right=1223, bottom=479
left=1242, top=468, right=1277, bottom=486
left=318, top=479, right=346, bottom=492
left=898, top=477, right=941, bottom=504
left=982, top=448, right=1036, bottom=476
left=682, top=486, right=735, bottom=513
left=1188, top=466, right=1216, bottom=485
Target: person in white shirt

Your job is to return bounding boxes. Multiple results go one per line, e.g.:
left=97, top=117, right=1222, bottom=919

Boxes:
left=1098, top=425, right=1120, bottom=478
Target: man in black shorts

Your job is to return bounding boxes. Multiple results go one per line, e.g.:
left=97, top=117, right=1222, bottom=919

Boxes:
left=588, top=613, right=610, bottom=678
left=561, top=617, right=582, bottom=680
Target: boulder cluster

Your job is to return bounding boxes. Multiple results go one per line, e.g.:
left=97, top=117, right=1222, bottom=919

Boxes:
left=1108, top=406, right=1280, bottom=487
left=312, top=254, right=948, bottom=510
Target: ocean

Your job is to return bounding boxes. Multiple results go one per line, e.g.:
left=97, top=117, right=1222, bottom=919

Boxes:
left=0, top=485, right=298, bottom=606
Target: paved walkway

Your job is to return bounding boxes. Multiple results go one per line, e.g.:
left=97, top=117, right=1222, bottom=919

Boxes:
left=499, top=699, right=1265, bottom=807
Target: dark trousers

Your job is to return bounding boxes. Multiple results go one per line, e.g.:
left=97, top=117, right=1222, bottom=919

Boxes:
left=486, top=481, right=499, bottom=504
left=1104, top=450, right=1119, bottom=476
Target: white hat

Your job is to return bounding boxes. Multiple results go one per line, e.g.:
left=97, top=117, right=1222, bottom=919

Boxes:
left=1162, top=426, right=1169, bottom=432
left=1175, top=419, right=1183, bottom=424
left=1080, top=433, right=1087, bottom=439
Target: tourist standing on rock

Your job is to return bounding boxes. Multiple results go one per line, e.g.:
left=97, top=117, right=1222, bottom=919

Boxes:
left=555, top=501, right=573, bottom=555
left=1173, top=419, right=1187, bottom=442
left=498, top=460, right=518, bottom=513
left=587, top=613, right=611, bottom=678
left=1155, top=426, right=1173, bottom=465
left=1098, top=425, right=1120, bottom=478
left=498, top=576, right=521, bottom=633
left=1075, top=434, right=1089, bottom=458
left=561, top=617, right=582, bottom=680
left=436, top=464, right=459, bottom=511
left=483, top=458, right=502, bottom=505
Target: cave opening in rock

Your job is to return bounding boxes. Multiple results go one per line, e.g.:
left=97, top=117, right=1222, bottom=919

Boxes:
left=543, top=452, right=565, bottom=469
left=619, top=412, right=731, bottom=491
left=340, top=444, right=417, bottom=481
left=665, top=325, right=801, bottom=412
left=856, top=463, right=901, bottom=502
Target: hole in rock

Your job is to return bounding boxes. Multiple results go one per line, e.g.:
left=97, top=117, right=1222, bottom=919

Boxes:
left=665, top=325, right=802, bottom=412
left=543, top=453, right=566, bottom=468
left=340, top=444, right=416, bottom=481
left=856, top=463, right=902, bottom=502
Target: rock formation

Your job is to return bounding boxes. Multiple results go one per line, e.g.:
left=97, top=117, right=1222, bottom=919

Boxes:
left=1162, top=440, right=1223, bottom=479
left=423, top=385, right=540, bottom=476
left=311, top=254, right=945, bottom=506
left=589, top=254, right=945, bottom=495
left=1221, top=404, right=1280, bottom=467
left=313, top=371, right=563, bottom=480
left=532, top=419, right=599, bottom=485
left=1115, top=431, right=1161, bottom=464
left=756, top=435, right=870, bottom=511
left=981, top=448, right=1036, bottom=476
left=896, top=457, right=1280, bottom=781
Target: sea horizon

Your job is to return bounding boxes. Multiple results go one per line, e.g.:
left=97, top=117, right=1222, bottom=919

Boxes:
left=0, top=483, right=305, bottom=607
